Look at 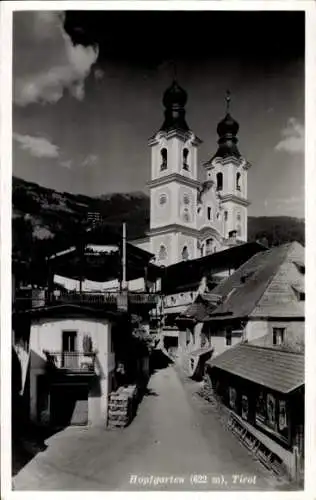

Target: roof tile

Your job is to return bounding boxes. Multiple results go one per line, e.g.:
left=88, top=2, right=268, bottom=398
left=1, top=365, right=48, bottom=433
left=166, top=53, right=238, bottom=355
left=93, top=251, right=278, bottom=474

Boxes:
left=207, top=343, right=304, bottom=393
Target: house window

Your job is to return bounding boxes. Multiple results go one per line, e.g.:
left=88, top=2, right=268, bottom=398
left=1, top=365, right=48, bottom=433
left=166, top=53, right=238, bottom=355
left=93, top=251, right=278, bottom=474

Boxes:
left=158, top=244, right=167, bottom=262
left=183, top=148, right=189, bottom=171
left=207, top=207, right=212, bottom=220
left=226, top=328, right=232, bottom=346
left=273, top=327, right=285, bottom=345
left=241, top=395, right=249, bottom=421
left=229, top=387, right=237, bottom=410
left=62, top=331, right=77, bottom=352
left=216, top=172, right=223, bottom=191
left=236, top=172, right=241, bottom=191
left=206, top=238, right=213, bottom=255
left=160, top=148, right=167, bottom=171
left=182, top=246, right=189, bottom=261
left=266, top=393, right=277, bottom=429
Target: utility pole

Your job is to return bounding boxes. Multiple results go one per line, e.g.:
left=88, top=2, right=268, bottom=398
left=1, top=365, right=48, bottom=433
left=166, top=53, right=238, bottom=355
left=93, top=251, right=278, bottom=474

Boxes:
left=122, top=222, right=127, bottom=291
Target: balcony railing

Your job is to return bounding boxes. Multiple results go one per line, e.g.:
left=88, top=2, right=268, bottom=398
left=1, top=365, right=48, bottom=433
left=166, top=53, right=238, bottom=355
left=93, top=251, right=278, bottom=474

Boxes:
left=14, top=289, right=159, bottom=312
left=44, top=351, right=96, bottom=373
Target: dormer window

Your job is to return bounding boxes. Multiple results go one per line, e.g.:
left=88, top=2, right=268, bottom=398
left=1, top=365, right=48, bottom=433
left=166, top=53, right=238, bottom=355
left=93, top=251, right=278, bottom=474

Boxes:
left=183, top=148, right=189, bottom=171
left=236, top=172, right=241, bottom=191
left=224, top=211, right=228, bottom=222
left=293, top=261, right=305, bottom=275
left=216, top=172, right=223, bottom=191
left=292, top=285, right=305, bottom=301
left=207, top=207, right=212, bottom=220
left=160, top=148, right=167, bottom=171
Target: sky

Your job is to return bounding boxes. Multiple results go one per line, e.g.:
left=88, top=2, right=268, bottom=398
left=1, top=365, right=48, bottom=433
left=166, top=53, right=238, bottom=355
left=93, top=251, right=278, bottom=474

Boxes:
left=13, top=10, right=305, bottom=218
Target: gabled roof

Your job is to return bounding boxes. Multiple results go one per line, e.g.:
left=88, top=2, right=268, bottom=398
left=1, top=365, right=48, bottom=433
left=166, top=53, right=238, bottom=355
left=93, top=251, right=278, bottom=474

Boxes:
left=203, top=242, right=304, bottom=321
left=178, top=293, right=220, bottom=322
left=162, top=241, right=267, bottom=294
left=206, top=343, right=304, bottom=394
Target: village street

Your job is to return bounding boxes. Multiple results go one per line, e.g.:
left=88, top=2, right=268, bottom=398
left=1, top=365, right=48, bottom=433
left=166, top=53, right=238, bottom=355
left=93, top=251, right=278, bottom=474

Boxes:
left=13, top=355, right=290, bottom=491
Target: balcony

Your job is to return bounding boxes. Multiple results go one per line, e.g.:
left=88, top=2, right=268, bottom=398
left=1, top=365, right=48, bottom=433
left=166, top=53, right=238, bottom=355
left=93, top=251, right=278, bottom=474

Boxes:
left=15, top=289, right=159, bottom=311
left=44, top=351, right=96, bottom=374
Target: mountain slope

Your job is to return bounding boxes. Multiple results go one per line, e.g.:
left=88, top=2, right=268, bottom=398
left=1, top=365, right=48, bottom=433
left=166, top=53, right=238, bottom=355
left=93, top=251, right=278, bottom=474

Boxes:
left=12, top=176, right=305, bottom=266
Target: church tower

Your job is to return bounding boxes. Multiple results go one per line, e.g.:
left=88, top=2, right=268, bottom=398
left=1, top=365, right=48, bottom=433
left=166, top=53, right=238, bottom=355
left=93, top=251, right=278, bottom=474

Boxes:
left=147, top=81, right=202, bottom=266
left=203, top=92, right=251, bottom=245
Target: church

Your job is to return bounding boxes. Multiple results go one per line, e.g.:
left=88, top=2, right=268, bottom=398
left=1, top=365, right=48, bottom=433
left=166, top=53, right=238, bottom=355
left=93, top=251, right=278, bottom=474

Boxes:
left=131, top=81, right=251, bottom=266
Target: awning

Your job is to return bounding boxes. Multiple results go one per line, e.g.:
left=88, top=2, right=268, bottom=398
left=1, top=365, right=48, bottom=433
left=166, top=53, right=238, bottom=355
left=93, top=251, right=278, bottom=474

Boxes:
left=206, top=343, right=304, bottom=394
left=190, top=346, right=214, bottom=358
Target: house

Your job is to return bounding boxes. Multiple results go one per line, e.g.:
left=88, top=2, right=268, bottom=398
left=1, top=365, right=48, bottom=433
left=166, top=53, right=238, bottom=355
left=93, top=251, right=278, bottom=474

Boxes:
left=203, top=241, right=304, bottom=355
left=158, top=241, right=268, bottom=357
left=180, top=241, right=304, bottom=356
left=205, top=343, right=304, bottom=480
left=12, top=303, right=131, bottom=428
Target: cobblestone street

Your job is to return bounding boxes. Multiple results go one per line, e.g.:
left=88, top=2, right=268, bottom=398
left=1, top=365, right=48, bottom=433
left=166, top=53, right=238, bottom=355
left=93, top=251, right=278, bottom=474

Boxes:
left=13, top=358, right=293, bottom=491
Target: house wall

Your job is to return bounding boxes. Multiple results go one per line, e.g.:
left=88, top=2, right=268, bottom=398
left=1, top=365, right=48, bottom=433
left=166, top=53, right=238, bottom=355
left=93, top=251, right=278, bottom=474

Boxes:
left=209, top=331, right=241, bottom=357
left=29, top=317, right=114, bottom=426
left=245, top=321, right=269, bottom=342
left=204, top=322, right=245, bottom=357
left=248, top=320, right=305, bottom=352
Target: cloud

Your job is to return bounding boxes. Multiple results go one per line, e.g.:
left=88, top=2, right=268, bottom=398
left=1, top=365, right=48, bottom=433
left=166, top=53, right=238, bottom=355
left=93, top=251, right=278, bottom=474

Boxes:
left=13, top=133, right=59, bottom=158
left=94, top=68, right=105, bottom=81
left=14, top=12, right=99, bottom=106
left=275, top=117, right=304, bottom=154
left=60, top=159, right=72, bottom=169
left=82, top=154, right=98, bottom=167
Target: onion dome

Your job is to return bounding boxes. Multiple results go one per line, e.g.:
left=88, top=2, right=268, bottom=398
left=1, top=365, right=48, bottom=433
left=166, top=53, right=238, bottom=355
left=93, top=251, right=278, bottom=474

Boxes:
left=212, top=91, right=241, bottom=160
left=160, top=80, right=190, bottom=133
left=163, top=80, right=188, bottom=108
left=217, top=112, right=239, bottom=138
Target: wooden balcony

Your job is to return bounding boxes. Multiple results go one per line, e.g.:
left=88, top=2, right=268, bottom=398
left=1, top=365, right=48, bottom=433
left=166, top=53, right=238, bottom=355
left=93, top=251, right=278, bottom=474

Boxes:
left=15, top=290, right=159, bottom=311
left=44, top=351, right=96, bottom=374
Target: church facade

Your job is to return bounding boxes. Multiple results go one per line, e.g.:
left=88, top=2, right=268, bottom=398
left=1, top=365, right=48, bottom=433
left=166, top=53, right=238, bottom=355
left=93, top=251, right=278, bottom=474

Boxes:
left=132, top=82, right=251, bottom=266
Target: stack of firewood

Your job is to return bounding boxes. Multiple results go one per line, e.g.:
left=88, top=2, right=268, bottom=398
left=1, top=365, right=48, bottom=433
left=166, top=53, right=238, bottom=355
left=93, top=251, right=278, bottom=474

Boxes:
left=107, top=385, right=137, bottom=428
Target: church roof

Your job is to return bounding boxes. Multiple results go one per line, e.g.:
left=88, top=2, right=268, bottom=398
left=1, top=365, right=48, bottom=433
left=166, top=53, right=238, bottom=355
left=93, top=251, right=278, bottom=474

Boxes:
left=159, top=80, right=190, bottom=133
left=205, top=92, right=242, bottom=164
